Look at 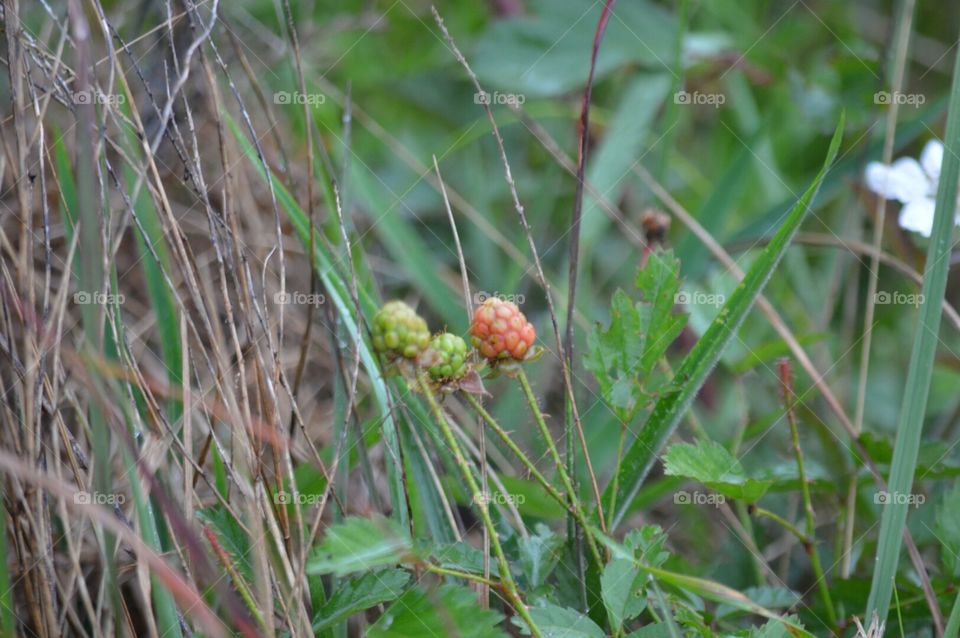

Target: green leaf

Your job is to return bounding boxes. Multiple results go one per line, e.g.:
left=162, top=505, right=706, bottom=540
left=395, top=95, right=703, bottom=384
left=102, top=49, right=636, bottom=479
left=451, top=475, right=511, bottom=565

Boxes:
left=626, top=625, right=674, bottom=638
left=498, top=474, right=566, bottom=520
left=867, top=35, right=960, bottom=622
left=717, top=586, right=801, bottom=619
left=308, top=516, right=411, bottom=576
left=593, top=528, right=814, bottom=638
left=662, top=440, right=772, bottom=502
left=196, top=506, right=252, bottom=582
left=586, top=250, right=685, bottom=418
left=518, top=524, right=563, bottom=589
left=749, top=617, right=801, bottom=638
left=427, top=541, right=501, bottom=578
left=368, top=584, right=506, bottom=638
left=514, top=603, right=605, bottom=638
left=677, top=140, right=756, bottom=278
left=946, top=588, right=960, bottom=638
left=605, top=115, right=844, bottom=527
left=313, top=569, right=411, bottom=632
left=634, top=252, right=688, bottom=375
left=860, top=431, right=960, bottom=479
left=937, top=482, right=960, bottom=577
left=586, top=290, right=646, bottom=414
left=623, top=525, right=670, bottom=569
left=601, top=559, right=647, bottom=633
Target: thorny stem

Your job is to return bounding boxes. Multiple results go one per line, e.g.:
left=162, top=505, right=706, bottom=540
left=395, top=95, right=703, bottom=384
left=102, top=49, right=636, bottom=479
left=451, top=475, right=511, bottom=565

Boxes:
left=423, top=563, right=500, bottom=589
left=606, top=423, right=628, bottom=530
left=778, top=359, right=837, bottom=628
left=515, top=368, right=607, bottom=565
left=750, top=506, right=810, bottom=546
left=417, top=375, right=542, bottom=638
left=463, top=391, right=604, bottom=567
left=203, top=526, right=266, bottom=630
left=463, top=393, right=562, bottom=505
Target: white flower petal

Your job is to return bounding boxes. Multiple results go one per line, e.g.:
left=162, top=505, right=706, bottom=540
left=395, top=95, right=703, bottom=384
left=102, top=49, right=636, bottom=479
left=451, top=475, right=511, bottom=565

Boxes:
left=898, top=197, right=936, bottom=237
left=865, top=157, right=928, bottom=203
left=921, top=139, right=944, bottom=182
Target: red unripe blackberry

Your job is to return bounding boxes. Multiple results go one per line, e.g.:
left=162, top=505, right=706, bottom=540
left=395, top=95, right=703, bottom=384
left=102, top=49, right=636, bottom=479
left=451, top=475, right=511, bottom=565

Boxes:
left=469, top=298, right=536, bottom=361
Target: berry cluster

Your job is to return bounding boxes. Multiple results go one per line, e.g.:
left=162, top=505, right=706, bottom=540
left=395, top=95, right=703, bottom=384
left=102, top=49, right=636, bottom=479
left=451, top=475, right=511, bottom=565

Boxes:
left=371, top=297, right=537, bottom=385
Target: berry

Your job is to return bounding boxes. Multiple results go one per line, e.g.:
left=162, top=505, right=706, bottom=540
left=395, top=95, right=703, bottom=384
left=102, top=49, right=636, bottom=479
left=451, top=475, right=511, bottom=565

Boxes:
left=427, top=332, right=469, bottom=381
left=372, top=300, right=430, bottom=360
left=470, top=298, right=536, bottom=361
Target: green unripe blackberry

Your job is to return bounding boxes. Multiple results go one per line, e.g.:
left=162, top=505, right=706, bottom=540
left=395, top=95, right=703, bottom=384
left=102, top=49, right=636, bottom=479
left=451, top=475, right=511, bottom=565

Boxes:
left=372, top=301, right=430, bottom=360
left=427, top=332, right=468, bottom=381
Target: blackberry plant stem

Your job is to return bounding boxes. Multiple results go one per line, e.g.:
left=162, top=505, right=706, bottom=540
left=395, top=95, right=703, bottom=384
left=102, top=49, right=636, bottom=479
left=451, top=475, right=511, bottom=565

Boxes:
left=417, top=375, right=542, bottom=637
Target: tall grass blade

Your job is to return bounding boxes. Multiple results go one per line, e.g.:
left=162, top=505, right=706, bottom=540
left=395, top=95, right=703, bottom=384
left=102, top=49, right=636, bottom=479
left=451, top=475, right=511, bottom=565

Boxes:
left=605, top=116, right=844, bottom=528
left=866, top=29, right=960, bottom=622
left=225, top=112, right=409, bottom=526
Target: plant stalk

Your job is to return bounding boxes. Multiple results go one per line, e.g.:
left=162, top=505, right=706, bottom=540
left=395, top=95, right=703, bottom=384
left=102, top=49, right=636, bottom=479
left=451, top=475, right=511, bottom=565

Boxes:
left=417, top=375, right=542, bottom=637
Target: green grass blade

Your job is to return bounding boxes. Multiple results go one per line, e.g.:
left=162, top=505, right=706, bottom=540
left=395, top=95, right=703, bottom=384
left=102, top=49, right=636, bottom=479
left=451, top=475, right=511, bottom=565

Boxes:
left=224, top=112, right=409, bottom=527
left=120, top=137, right=182, bottom=423
left=866, top=33, right=960, bottom=622
left=605, top=116, right=844, bottom=528
left=0, top=503, right=13, bottom=637
left=946, top=588, right=960, bottom=638
left=101, top=371, right=183, bottom=638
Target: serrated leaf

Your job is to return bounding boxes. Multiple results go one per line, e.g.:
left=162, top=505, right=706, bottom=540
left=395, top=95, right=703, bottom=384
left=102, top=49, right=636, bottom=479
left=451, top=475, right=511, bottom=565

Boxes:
left=663, top=440, right=772, bottom=502
left=593, top=529, right=815, bottom=638
left=368, top=584, right=506, bottom=638
left=601, top=559, right=647, bottom=633
left=605, top=116, right=844, bottom=527
left=586, top=250, right=685, bottom=419
left=635, top=252, right=687, bottom=373
left=518, top=524, right=563, bottom=588
left=427, top=541, right=501, bottom=578
left=586, top=289, right=644, bottom=414
left=749, top=615, right=803, bottom=638
left=308, top=516, right=411, bottom=576
left=514, top=603, right=605, bottom=638
left=936, top=481, right=960, bottom=577
left=313, top=569, right=410, bottom=632
left=673, top=604, right=710, bottom=635
left=196, top=506, right=252, bottom=582
left=623, top=525, right=670, bottom=569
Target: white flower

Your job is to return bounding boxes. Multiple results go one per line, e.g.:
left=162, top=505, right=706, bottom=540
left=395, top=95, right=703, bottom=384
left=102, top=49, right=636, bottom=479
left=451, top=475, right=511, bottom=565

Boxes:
left=864, top=139, right=958, bottom=237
